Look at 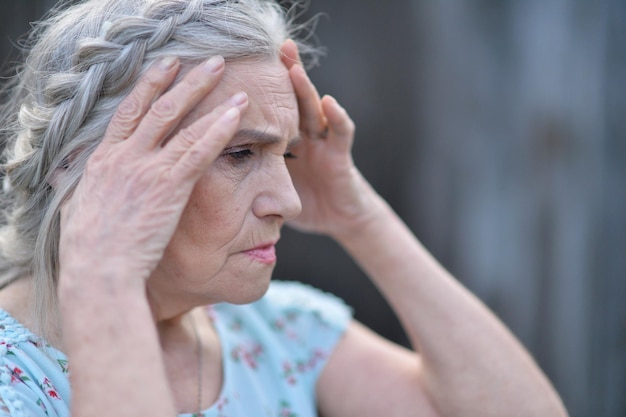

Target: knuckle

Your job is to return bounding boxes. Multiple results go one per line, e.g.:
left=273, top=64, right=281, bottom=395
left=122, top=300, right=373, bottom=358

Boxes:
left=141, top=70, right=165, bottom=91
left=114, top=97, right=143, bottom=123
left=176, top=126, right=198, bottom=147
left=150, top=97, right=178, bottom=119
left=107, top=102, right=141, bottom=139
left=183, top=147, right=206, bottom=169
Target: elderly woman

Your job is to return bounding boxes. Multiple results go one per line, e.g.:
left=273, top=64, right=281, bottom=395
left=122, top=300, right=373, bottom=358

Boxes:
left=0, top=0, right=568, bottom=416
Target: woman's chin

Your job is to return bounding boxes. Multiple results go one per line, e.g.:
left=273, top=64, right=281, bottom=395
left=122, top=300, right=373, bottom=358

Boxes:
left=223, top=273, right=274, bottom=306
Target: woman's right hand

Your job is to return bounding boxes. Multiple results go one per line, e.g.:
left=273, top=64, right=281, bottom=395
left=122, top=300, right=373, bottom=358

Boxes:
left=59, top=56, right=248, bottom=288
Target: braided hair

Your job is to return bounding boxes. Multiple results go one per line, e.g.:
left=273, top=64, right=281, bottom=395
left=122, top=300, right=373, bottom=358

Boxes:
left=0, top=0, right=320, bottom=338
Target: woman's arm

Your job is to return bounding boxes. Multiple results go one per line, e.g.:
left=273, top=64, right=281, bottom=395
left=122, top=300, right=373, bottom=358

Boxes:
left=321, top=195, right=568, bottom=417
left=280, top=40, right=568, bottom=417
left=58, top=56, right=246, bottom=417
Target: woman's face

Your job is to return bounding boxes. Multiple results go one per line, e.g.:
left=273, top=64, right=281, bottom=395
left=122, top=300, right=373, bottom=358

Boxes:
left=147, top=58, right=302, bottom=317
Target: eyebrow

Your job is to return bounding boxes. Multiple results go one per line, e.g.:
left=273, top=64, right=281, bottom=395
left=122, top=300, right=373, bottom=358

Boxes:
left=232, top=129, right=301, bottom=148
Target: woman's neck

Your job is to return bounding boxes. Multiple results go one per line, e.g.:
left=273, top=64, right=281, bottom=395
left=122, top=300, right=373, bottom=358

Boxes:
left=0, top=276, right=37, bottom=332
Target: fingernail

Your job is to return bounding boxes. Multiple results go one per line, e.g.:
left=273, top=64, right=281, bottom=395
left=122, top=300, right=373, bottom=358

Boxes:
left=159, top=56, right=178, bottom=71
left=229, top=92, right=248, bottom=106
left=205, top=55, right=225, bottom=73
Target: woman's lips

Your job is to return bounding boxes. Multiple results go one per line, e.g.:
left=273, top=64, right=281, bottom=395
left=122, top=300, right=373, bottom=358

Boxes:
left=243, top=244, right=276, bottom=265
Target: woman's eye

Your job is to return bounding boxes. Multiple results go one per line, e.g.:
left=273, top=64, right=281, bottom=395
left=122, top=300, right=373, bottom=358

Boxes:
left=284, top=152, right=297, bottom=159
left=226, top=149, right=254, bottom=161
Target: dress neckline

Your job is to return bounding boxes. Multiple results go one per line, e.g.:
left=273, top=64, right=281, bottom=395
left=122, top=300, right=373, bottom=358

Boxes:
left=0, top=308, right=42, bottom=346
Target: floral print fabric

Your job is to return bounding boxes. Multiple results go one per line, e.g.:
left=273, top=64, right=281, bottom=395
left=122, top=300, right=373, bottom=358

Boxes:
left=0, top=321, right=70, bottom=417
left=0, top=281, right=352, bottom=417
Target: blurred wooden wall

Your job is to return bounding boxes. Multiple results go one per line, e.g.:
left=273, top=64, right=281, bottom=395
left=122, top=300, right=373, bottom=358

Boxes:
left=1, top=1, right=623, bottom=417
left=405, top=2, right=626, bottom=417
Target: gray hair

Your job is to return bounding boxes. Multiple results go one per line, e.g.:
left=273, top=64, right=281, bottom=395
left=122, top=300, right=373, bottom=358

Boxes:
left=0, top=0, right=320, bottom=338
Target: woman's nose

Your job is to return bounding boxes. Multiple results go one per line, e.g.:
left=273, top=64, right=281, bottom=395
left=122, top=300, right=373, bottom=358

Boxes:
left=252, top=161, right=302, bottom=221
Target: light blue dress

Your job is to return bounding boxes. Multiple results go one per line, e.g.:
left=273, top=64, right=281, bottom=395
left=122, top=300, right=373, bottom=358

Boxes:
left=0, top=281, right=352, bottom=417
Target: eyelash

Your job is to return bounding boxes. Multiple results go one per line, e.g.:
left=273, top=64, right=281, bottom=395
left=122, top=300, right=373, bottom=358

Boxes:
left=224, top=148, right=297, bottom=162
left=227, top=149, right=254, bottom=161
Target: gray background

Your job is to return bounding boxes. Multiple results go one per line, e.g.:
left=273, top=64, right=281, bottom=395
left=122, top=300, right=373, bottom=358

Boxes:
left=1, top=1, right=623, bottom=417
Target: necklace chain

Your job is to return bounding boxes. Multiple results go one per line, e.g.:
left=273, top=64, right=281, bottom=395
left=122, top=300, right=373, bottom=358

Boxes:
left=190, top=313, right=203, bottom=417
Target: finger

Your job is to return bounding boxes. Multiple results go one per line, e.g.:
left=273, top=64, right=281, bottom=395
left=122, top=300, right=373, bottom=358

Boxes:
left=167, top=92, right=248, bottom=181
left=280, top=39, right=302, bottom=69
left=322, top=95, right=355, bottom=153
left=289, top=64, right=327, bottom=139
left=164, top=91, right=248, bottom=159
left=104, top=57, right=180, bottom=143
left=132, top=55, right=226, bottom=149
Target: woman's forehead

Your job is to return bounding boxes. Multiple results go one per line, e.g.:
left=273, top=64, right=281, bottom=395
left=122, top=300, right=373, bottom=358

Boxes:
left=221, top=59, right=298, bottom=137
left=176, top=58, right=298, bottom=139
left=222, top=59, right=294, bottom=101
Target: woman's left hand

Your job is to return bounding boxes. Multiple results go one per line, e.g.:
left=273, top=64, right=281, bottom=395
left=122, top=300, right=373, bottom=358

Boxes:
left=280, top=40, right=384, bottom=240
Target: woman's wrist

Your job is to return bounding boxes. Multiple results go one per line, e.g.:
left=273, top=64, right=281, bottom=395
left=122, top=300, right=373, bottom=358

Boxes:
left=58, top=260, right=147, bottom=302
left=330, top=184, right=393, bottom=248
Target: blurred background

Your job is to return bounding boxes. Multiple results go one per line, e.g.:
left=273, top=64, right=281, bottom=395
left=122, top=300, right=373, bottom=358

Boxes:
left=1, top=1, right=624, bottom=417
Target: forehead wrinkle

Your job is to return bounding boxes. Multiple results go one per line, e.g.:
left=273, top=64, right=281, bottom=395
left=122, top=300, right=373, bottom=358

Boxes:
left=223, top=60, right=295, bottom=104
left=223, top=61, right=289, bottom=93
left=221, top=59, right=299, bottom=144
